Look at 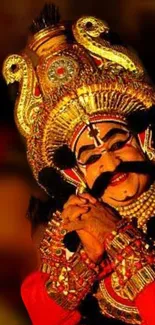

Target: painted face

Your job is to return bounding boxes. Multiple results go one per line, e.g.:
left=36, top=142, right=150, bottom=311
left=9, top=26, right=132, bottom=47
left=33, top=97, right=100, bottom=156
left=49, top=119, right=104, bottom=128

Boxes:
left=74, top=121, right=150, bottom=207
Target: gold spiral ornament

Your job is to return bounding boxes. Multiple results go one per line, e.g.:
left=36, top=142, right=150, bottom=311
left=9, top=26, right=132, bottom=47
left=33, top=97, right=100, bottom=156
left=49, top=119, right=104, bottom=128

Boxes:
left=72, top=16, right=140, bottom=73
left=3, top=54, right=43, bottom=138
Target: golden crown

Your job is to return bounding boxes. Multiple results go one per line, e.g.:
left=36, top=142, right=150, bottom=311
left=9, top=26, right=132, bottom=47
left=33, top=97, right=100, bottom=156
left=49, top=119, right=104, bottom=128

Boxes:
left=2, top=13, right=155, bottom=187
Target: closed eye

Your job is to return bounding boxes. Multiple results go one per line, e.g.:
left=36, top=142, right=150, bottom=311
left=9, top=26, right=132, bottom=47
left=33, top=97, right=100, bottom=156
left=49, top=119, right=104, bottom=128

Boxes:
left=110, top=139, right=129, bottom=152
left=84, top=154, right=102, bottom=165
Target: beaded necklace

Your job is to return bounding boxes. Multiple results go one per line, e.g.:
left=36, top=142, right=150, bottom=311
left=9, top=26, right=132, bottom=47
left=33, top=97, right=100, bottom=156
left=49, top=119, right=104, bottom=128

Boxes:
left=115, top=182, right=155, bottom=233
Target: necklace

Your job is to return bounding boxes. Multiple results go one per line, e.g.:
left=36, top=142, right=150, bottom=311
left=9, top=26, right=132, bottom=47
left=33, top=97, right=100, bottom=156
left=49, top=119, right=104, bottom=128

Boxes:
left=115, top=182, right=155, bottom=233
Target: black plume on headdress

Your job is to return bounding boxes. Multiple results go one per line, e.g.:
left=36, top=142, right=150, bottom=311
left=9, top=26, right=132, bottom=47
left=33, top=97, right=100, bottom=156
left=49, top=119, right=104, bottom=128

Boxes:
left=127, top=105, right=155, bottom=134
left=127, top=109, right=149, bottom=134
left=53, top=145, right=77, bottom=170
left=38, top=166, right=75, bottom=207
left=30, top=3, right=61, bottom=34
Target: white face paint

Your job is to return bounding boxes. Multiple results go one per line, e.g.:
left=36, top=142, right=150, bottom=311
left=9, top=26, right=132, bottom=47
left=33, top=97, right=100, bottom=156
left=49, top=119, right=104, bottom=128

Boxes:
left=75, top=121, right=150, bottom=207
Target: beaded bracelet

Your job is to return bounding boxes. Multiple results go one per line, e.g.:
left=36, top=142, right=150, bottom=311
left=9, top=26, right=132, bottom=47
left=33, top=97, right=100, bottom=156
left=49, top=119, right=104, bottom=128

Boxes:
left=40, top=211, right=99, bottom=310
left=104, top=221, right=155, bottom=300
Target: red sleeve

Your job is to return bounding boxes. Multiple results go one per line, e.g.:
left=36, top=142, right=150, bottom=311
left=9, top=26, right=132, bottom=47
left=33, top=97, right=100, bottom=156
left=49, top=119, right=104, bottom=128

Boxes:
left=21, top=271, right=81, bottom=325
left=135, top=281, right=155, bottom=325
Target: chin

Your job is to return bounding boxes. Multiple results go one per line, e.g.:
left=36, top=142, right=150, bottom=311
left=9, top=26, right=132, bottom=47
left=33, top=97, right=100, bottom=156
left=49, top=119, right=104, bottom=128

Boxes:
left=102, top=173, right=149, bottom=207
left=111, top=195, right=137, bottom=207
left=103, top=195, right=137, bottom=208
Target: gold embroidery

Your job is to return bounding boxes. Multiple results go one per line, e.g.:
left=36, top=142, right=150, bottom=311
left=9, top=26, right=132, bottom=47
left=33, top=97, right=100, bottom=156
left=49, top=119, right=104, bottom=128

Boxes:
left=72, top=16, right=141, bottom=73
left=96, top=279, right=141, bottom=324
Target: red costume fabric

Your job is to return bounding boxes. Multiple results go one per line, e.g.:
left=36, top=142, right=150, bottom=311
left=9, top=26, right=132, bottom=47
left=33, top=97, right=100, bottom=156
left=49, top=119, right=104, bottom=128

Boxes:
left=21, top=270, right=155, bottom=325
left=135, top=281, right=155, bottom=325
left=21, top=271, right=81, bottom=325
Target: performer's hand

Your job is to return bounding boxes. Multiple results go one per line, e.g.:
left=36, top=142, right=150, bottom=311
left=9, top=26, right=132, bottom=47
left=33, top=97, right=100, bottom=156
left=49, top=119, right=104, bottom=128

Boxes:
left=62, top=193, right=119, bottom=263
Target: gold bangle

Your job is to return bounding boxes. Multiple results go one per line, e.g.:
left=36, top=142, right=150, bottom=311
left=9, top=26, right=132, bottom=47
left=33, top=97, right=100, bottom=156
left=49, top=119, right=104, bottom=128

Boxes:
left=106, top=227, right=139, bottom=259
left=124, top=265, right=155, bottom=301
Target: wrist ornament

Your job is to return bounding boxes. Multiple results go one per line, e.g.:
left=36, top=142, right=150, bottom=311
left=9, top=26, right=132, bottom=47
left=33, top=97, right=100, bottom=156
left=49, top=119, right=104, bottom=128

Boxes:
left=40, top=211, right=99, bottom=309
left=105, top=220, right=155, bottom=300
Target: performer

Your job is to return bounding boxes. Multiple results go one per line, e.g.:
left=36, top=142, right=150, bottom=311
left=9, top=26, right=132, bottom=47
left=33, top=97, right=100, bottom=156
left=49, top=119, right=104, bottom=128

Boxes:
left=3, top=4, right=155, bottom=325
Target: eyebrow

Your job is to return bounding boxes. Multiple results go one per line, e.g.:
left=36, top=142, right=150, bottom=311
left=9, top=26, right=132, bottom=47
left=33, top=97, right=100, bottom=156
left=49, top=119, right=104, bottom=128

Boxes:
left=77, top=144, right=95, bottom=160
left=102, top=128, right=127, bottom=142
left=77, top=128, right=128, bottom=160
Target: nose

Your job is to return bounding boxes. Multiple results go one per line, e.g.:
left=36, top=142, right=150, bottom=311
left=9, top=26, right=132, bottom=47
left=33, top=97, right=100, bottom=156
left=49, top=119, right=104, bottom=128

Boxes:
left=99, top=151, right=121, bottom=174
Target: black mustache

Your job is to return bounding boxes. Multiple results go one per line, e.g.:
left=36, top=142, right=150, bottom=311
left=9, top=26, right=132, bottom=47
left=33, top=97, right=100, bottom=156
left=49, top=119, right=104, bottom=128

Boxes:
left=90, top=161, right=155, bottom=198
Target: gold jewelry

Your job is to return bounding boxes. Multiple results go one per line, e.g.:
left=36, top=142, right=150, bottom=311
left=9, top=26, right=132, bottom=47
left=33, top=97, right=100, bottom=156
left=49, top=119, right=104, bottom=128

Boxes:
left=96, top=279, right=141, bottom=324
left=116, top=182, right=155, bottom=233
left=124, top=265, right=155, bottom=301
left=40, top=211, right=99, bottom=310
left=97, top=221, right=155, bottom=324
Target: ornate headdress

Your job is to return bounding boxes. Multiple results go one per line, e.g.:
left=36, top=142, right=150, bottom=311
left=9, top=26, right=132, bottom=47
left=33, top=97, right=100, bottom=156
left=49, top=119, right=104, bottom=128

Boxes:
left=3, top=4, right=155, bottom=191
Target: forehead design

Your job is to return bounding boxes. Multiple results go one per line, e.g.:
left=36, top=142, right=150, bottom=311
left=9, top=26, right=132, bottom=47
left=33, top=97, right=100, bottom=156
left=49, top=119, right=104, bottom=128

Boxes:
left=71, top=118, right=128, bottom=153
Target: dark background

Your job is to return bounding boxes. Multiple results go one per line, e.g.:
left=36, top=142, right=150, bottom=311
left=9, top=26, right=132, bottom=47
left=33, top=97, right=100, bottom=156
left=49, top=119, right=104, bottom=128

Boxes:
left=0, top=0, right=155, bottom=74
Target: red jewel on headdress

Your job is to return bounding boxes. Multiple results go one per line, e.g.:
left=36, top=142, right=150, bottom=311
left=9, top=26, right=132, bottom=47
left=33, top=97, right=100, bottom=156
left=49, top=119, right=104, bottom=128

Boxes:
left=56, top=66, right=65, bottom=76
left=90, top=53, right=103, bottom=67
left=48, top=56, right=79, bottom=84
left=93, top=57, right=102, bottom=66
left=34, top=85, right=41, bottom=96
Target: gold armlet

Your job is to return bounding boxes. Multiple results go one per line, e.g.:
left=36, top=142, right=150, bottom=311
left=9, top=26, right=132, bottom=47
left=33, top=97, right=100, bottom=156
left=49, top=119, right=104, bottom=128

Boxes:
left=105, top=222, right=140, bottom=259
left=39, top=212, right=99, bottom=310
left=105, top=221, right=155, bottom=300
left=46, top=249, right=99, bottom=309
left=124, top=264, right=155, bottom=301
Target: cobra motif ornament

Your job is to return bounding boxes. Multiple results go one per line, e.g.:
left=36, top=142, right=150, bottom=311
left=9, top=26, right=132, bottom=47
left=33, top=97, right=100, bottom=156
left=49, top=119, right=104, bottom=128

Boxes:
left=72, top=16, right=141, bottom=73
left=3, top=53, right=43, bottom=137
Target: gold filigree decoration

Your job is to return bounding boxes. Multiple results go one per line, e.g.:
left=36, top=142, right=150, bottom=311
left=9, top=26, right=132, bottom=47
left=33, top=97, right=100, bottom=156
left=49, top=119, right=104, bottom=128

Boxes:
left=3, top=54, right=43, bottom=137
left=111, top=271, right=127, bottom=299
left=72, top=16, right=142, bottom=73
left=96, top=279, right=141, bottom=324
left=143, top=127, right=155, bottom=160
